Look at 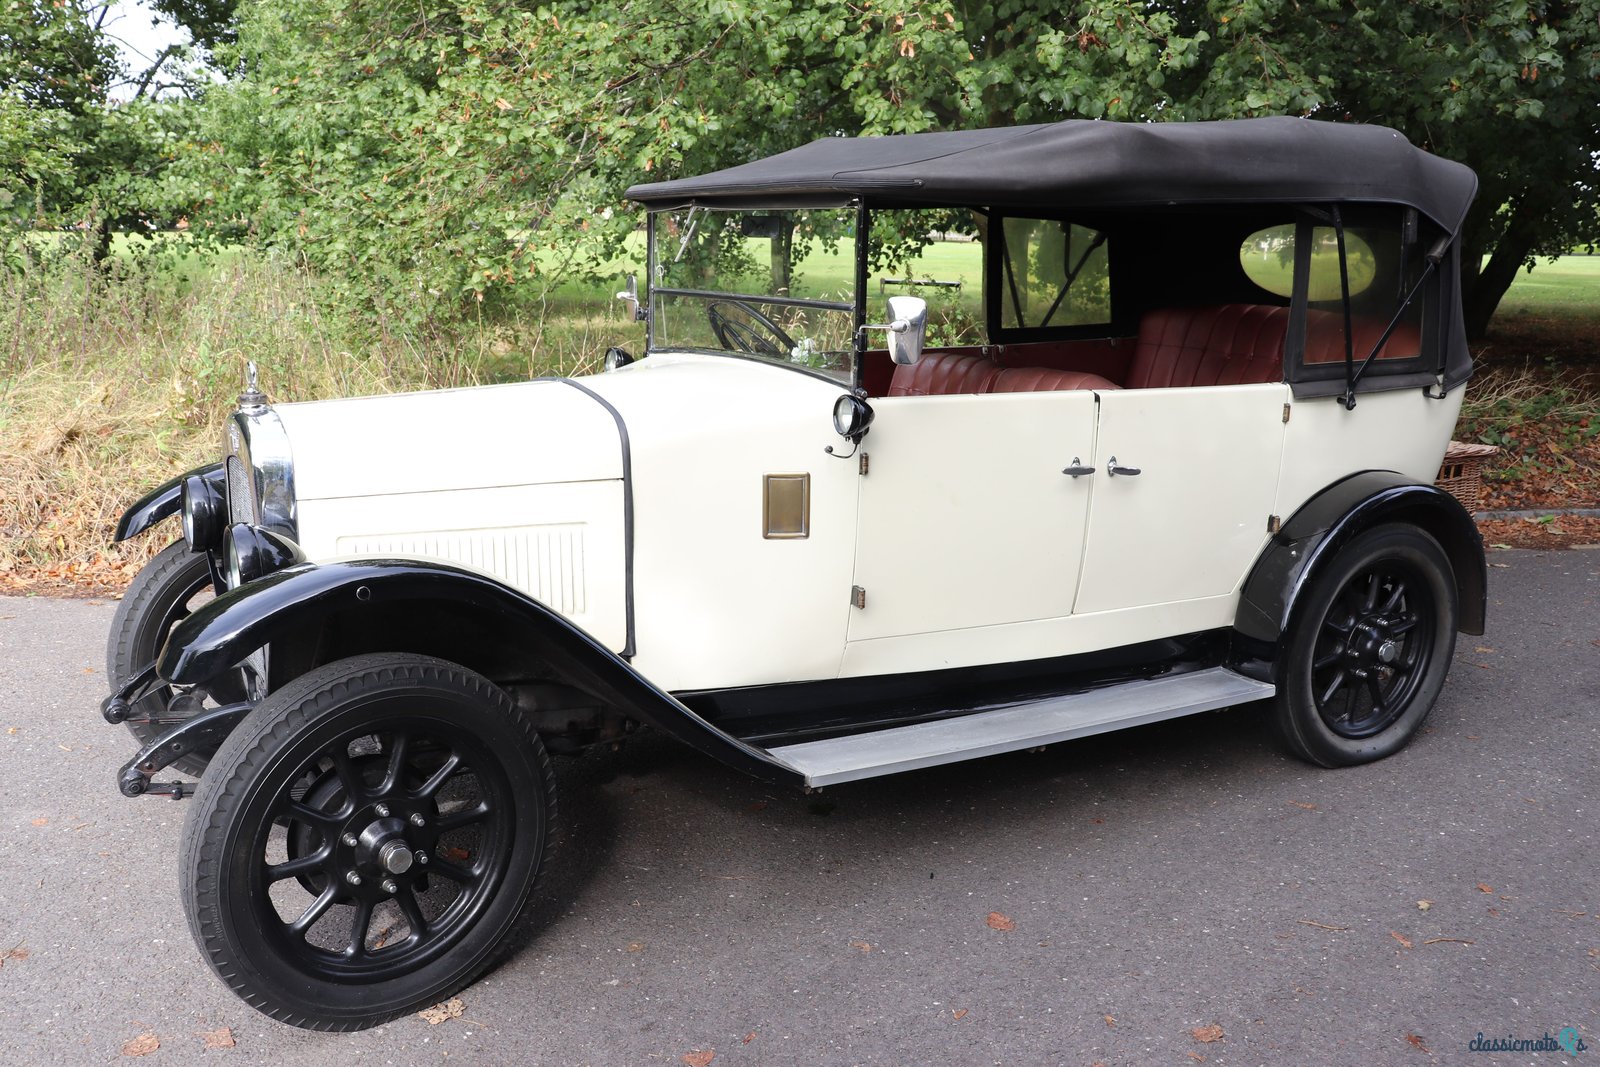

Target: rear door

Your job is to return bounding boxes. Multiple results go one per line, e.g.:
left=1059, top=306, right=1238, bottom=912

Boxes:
left=1073, top=383, right=1289, bottom=614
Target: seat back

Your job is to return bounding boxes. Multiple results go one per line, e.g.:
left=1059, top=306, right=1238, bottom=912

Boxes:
left=1126, top=305, right=1290, bottom=389
left=990, top=368, right=1121, bottom=393
left=887, top=352, right=1001, bottom=396
left=1303, top=307, right=1423, bottom=364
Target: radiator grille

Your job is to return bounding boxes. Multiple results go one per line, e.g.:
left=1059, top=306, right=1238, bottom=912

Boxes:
left=336, top=525, right=588, bottom=615
left=226, top=455, right=256, bottom=525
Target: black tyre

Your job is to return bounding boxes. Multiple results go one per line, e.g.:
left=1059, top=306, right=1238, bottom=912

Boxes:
left=1275, top=523, right=1458, bottom=767
left=107, top=540, right=237, bottom=774
left=180, top=653, right=555, bottom=1031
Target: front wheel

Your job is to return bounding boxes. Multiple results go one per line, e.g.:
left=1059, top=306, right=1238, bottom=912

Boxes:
left=181, top=653, right=556, bottom=1031
left=1274, top=524, right=1458, bottom=767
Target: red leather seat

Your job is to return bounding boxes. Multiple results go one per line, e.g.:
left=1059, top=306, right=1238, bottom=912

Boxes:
left=1303, top=307, right=1423, bottom=364
left=1126, top=304, right=1290, bottom=389
left=887, top=352, right=1001, bottom=396
left=990, top=367, right=1121, bottom=393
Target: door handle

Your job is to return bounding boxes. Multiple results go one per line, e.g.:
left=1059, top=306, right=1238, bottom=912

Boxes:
left=1061, top=457, right=1095, bottom=478
left=1106, top=456, right=1142, bottom=477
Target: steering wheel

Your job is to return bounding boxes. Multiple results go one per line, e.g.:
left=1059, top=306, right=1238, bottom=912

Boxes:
left=706, top=300, right=798, bottom=356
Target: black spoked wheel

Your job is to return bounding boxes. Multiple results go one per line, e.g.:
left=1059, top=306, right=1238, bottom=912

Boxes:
left=107, top=540, right=241, bottom=774
left=1275, top=524, right=1457, bottom=767
left=182, top=653, right=555, bottom=1031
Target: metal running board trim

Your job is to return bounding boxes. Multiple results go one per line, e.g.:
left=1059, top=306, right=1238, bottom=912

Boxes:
left=764, top=667, right=1274, bottom=788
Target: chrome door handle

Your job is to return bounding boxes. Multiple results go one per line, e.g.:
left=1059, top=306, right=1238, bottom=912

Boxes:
left=1061, top=457, right=1095, bottom=478
left=1106, top=456, right=1142, bottom=477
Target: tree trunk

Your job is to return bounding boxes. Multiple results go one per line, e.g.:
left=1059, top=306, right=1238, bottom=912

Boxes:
left=770, top=218, right=793, bottom=295
left=1461, top=199, right=1544, bottom=341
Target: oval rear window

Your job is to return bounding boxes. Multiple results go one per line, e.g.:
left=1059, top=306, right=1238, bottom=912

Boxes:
left=1241, top=224, right=1375, bottom=301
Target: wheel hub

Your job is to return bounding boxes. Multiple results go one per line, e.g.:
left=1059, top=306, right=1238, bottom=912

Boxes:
left=1345, top=617, right=1398, bottom=669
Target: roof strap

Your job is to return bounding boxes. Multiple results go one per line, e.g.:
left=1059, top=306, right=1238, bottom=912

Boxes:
left=1332, top=205, right=1358, bottom=410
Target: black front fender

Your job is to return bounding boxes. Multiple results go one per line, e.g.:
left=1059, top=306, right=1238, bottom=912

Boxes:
left=159, top=559, right=802, bottom=787
left=1236, top=471, right=1487, bottom=647
left=114, top=462, right=223, bottom=542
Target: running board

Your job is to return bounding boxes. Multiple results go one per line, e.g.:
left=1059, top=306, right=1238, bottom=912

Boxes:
left=763, top=667, right=1274, bottom=788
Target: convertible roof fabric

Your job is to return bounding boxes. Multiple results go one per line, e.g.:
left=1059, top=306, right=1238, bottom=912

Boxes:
left=626, top=116, right=1477, bottom=233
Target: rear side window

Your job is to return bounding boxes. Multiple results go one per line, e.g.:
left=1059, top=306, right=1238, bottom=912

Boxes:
left=999, top=218, right=1111, bottom=330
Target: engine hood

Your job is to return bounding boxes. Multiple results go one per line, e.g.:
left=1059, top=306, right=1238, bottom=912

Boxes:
left=275, top=380, right=625, bottom=501
left=275, top=356, right=847, bottom=502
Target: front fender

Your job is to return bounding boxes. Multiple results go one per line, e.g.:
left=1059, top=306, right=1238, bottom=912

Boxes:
left=1236, top=471, right=1487, bottom=646
left=159, top=559, right=802, bottom=787
left=114, top=462, right=224, bottom=542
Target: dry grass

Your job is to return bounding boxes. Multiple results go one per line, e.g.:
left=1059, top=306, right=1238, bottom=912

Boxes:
left=0, top=243, right=616, bottom=592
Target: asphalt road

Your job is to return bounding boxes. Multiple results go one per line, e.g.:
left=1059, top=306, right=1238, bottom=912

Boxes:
left=0, top=549, right=1595, bottom=1067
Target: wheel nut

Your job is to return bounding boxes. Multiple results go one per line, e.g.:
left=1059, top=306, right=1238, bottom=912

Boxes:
left=345, top=871, right=362, bottom=886
left=342, top=832, right=358, bottom=847
left=374, top=803, right=391, bottom=818
left=381, top=879, right=399, bottom=895
left=416, top=852, right=429, bottom=866
left=408, top=812, right=426, bottom=828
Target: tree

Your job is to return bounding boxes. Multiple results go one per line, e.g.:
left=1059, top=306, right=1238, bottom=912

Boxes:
left=190, top=0, right=1599, bottom=335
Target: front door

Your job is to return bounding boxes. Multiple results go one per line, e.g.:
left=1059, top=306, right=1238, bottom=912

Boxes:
left=845, top=390, right=1099, bottom=652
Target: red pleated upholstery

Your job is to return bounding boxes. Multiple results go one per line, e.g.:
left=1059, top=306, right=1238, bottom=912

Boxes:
left=887, top=352, right=1002, bottom=396
left=1126, top=305, right=1291, bottom=389
left=1303, top=307, right=1423, bottom=364
left=990, top=367, right=1121, bottom=393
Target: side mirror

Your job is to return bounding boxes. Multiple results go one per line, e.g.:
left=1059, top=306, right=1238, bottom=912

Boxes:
left=867, top=296, right=928, bottom=365
left=615, top=273, right=644, bottom=322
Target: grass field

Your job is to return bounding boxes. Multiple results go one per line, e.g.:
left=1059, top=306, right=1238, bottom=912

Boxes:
left=1491, top=255, right=1599, bottom=319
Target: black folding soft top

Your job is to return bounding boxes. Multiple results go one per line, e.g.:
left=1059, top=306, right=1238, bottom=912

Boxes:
left=626, top=116, right=1478, bottom=235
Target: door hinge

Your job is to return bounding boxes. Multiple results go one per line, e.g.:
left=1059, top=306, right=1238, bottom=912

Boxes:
left=1282, top=402, right=1292, bottom=424
left=858, top=451, right=869, bottom=476
left=1267, top=514, right=1282, bottom=534
left=850, top=585, right=867, bottom=609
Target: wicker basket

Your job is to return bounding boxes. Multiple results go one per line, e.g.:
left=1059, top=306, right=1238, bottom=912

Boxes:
left=1434, top=440, right=1499, bottom=514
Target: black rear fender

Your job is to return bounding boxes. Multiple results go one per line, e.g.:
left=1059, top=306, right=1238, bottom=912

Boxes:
left=159, top=559, right=801, bottom=786
left=1236, top=471, right=1487, bottom=653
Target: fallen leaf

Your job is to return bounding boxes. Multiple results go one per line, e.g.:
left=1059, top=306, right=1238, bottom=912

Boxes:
left=1466, top=735, right=1480, bottom=740
left=847, top=939, right=874, bottom=953
left=741, top=1031, right=757, bottom=1045
left=1473, top=646, right=1495, bottom=654
left=1476, top=883, right=1494, bottom=894
left=747, top=801, right=768, bottom=812
left=1390, top=931, right=1414, bottom=950
left=198, top=1027, right=235, bottom=1049
left=1417, top=900, right=1433, bottom=911
left=986, top=912, right=1016, bottom=932
left=952, top=1008, right=968, bottom=1020
left=626, top=941, right=645, bottom=953
left=1405, top=1033, right=1431, bottom=1054
left=122, top=1033, right=159, bottom=1057
left=30, top=818, right=46, bottom=826
left=1192, top=1024, right=1224, bottom=1043
left=6, top=726, right=16, bottom=735
left=1555, top=909, right=1588, bottom=919
left=1090, top=817, right=1104, bottom=824
left=1290, top=801, right=1318, bottom=810
left=1296, top=919, right=1349, bottom=931
left=682, top=1051, right=714, bottom=1067
left=1104, top=1014, right=1115, bottom=1027
left=82, top=666, right=95, bottom=674
left=0, top=945, right=28, bottom=966
left=1487, top=907, right=1500, bottom=917
left=417, top=997, right=465, bottom=1025
left=1422, top=937, right=1474, bottom=945
left=1188, top=1054, right=1206, bottom=1063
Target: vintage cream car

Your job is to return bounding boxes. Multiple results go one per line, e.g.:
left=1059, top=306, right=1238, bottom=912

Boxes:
left=103, top=117, right=1484, bottom=1030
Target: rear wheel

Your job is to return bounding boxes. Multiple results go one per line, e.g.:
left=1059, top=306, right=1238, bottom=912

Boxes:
left=181, top=653, right=555, bottom=1031
left=1275, top=524, right=1457, bottom=767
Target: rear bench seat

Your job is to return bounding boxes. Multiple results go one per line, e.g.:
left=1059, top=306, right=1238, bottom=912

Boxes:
left=885, top=304, right=1419, bottom=396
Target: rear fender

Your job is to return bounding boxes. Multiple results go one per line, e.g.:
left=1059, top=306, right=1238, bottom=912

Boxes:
left=114, top=462, right=224, bottom=542
left=1236, top=471, right=1486, bottom=650
left=159, top=559, right=802, bottom=786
